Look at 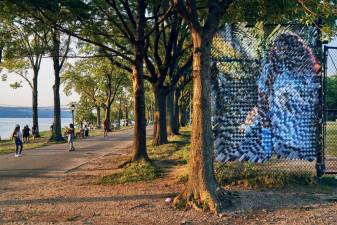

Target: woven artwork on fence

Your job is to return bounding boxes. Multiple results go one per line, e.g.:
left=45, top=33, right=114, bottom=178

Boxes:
left=212, top=23, right=321, bottom=164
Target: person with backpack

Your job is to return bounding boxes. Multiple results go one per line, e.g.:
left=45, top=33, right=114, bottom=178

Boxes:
left=23, top=125, right=30, bottom=143
left=12, top=125, right=23, bottom=157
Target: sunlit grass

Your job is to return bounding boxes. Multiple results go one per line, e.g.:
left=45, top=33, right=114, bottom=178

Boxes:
left=98, top=126, right=192, bottom=185
left=215, top=162, right=337, bottom=190
left=325, top=122, right=337, bottom=157
left=98, top=161, right=161, bottom=185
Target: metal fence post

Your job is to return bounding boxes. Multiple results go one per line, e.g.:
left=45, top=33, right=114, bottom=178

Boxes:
left=315, top=22, right=325, bottom=177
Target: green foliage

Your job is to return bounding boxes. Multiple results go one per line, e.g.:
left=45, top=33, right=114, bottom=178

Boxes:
left=213, top=0, right=337, bottom=38
left=326, top=75, right=337, bottom=110
left=0, top=58, right=32, bottom=88
left=74, top=98, right=96, bottom=125
left=9, top=81, right=23, bottom=89
left=99, top=161, right=161, bottom=185
left=62, top=55, right=131, bottom=125
left=62, top=57, right=130, bottom=101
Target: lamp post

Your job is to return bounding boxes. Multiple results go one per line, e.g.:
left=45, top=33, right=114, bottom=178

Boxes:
left=70, top=104, right=75, bottom=126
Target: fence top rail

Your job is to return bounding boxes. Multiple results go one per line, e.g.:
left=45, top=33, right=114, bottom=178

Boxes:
left=324, top=46, right=337, bottom=50
left=325, top=109, right=337, bottom=112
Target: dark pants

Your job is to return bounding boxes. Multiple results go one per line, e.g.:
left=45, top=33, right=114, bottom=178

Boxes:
left=15, top=139, right=23, bottom=155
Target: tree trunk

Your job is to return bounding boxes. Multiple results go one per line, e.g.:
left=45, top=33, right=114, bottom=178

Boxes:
left=179, top=100, right=188, bottom=127
left=130, top=0, right=148, bottom=161
left=131, top=64, right=148, bottom=160
left=51, top=67, right=63, bottom=141
left=32, top=69, right=40, bottom=137
left=0, top=47, right=3, bottom=64
left=104, top=105, right=112, bottom=131
left=118, top=99, right=122, bottom=128
left=173, top=31, right=231, bottom=213
left=50, top=30, right=64, bottom=142
left=166, top=90, right=174, bottom=136
left=153, top=84, right=168, bottom=146
left=125, top=105, right=129, bottom=126
left=173, top=88, right=180, bottom=134
left=96, top=106, right=101, bottom=128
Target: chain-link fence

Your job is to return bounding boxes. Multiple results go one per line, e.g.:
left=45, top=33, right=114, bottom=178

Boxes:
left=323, top=47, right=337, bottom=174
left=211, top=23, right=323, bottom=176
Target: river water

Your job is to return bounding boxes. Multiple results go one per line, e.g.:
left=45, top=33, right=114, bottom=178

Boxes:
left=0, top=118, right=72, bottom=139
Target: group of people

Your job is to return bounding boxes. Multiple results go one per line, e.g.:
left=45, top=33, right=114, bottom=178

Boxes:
left=12, top=121, right=107, bottom=157
left=66, top=123, right=92, bottom=152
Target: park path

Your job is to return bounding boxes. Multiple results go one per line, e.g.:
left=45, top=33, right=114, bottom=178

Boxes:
left=0, top=127, right=152, bottom=178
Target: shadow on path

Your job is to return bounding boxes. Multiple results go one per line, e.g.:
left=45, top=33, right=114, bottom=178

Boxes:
left=0, top=192, right=178, bottom=206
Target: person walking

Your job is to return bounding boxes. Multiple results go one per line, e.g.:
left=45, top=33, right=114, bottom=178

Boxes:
left=84, top=125, right=89, bottom=138
left=103, top=119, right=108, bottom=137
left=12, top=125, right=23, bottom=157
left=67, top=123, right=75, bottom=151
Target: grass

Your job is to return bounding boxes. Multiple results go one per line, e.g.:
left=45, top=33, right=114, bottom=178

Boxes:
left=325, top=122, right=337, bottom=157
left=147, top=127, right=191, bottom=162
left=215, top=162, right=337, bottom=190
left=97, top=125, right=337, bottom=190
left=99, top=161, right=161, bottom=185
left=98, top=126, right=192, bottom=185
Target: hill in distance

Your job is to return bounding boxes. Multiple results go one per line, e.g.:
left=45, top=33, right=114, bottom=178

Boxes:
left=0, top=106, right=72, bottom=118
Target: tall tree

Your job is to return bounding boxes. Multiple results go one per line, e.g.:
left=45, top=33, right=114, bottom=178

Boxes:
left=143, top=6, right=192, bottom=145
left=49, top=29, right=71, bottom=141
left=0, top=11, right=49, bottom=137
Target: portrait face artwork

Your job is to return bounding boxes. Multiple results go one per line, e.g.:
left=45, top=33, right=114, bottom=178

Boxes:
left=212, top=27, right=321, bottom=163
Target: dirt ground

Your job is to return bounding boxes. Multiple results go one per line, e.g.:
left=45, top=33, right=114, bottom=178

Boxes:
left=1, top=147, right=337, bottom=225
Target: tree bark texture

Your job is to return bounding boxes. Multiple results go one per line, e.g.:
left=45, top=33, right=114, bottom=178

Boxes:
left=153, top=84, right=168, bottom=146
left=52, top=66, right=63, bottom=141
left=130, top=0, right=148, bottom=161
left=173, top=30, right=231, bottom=213
left=131, top=64, right=148, bottom=160
left=96, top=106, right=101, bottom=128
left=173, top=88, right=181, bottom=134
left=104, top=106, right=112, bottom=131
left=125, top=105, right=129, bottom=126
left=166, top=90, right=174, bottom=136
left=32, top=69, right=40, bottom=137
left=179, top=98, right=188, bottom=127
left=50, top=30, right=66, bottom=142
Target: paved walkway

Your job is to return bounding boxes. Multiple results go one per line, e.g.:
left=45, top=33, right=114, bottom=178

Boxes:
left=0, top=127, right=152, bottom=178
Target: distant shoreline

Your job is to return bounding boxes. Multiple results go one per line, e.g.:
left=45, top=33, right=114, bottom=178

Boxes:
left=0, top=106, right=72, bottom=118
left=0, top=117, right=72, bottom=118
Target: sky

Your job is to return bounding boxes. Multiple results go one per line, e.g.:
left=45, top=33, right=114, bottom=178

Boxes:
left=0, top=58, right=79, bottom=107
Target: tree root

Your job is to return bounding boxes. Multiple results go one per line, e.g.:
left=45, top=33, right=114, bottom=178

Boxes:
left=117, top=158, right=133, bottom=168
left=173, top=187, right=234, bottom=215
left=117, top=156, right=150, bottom=168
